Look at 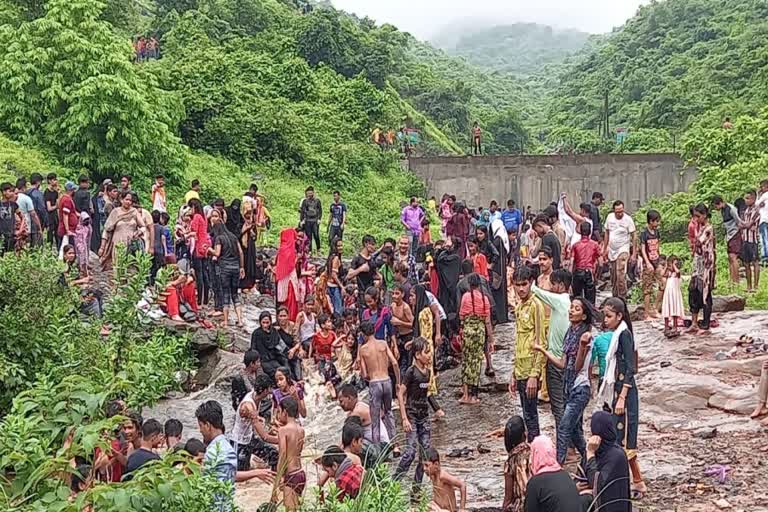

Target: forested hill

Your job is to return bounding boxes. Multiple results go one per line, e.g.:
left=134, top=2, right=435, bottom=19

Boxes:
left=548, top=0, right=768, bottom=132
left=433, top=22, right=592, bottom=76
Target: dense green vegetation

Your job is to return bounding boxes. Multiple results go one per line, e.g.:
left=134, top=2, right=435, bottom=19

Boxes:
left=435, top=22, right=591, bottom=76
left=548, top=0, right=768, bottom=134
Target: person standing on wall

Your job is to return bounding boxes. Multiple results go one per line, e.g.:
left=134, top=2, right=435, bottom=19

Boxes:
left=602, top=200, right=636, bottom=300
left=299, top=186, right=322, bottom=255
left=471, top=121, right=482, bottom=155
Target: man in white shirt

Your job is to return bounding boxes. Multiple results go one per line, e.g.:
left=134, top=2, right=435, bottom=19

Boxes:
left=757, top=179, right=768, bottom=264
left=602, top=200, right=636, bottom=299
left=15, top=183, right=41, bottom=237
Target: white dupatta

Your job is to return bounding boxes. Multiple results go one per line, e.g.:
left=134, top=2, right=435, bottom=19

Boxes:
left=595, top=320, right=628, bottom=410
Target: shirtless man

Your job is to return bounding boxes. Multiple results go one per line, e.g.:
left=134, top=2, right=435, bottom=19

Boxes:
left=390, top=284, right=415, bottom=369
left=337, top=384, right=391, bottom=445
left=358, top=319, right=400, bottom=445
left=424, top=448, right=467, bottom=512
left=536, top=246, right=554, bottom=291
left=276, top=397, right=305, bottom=512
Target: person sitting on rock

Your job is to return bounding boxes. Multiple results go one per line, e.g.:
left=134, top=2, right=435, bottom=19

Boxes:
left=159, top=258, right=198, bottom=322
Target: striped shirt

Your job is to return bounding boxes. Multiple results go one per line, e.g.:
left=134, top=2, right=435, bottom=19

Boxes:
left=742, top=204, right=759, bottom=243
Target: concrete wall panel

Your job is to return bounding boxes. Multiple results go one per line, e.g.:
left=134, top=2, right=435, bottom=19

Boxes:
left=409, top=153, right=696, bottom=212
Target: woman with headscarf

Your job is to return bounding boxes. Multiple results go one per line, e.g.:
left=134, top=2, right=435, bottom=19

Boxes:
left=239, top=207, right=259, bottom=291
left=525, top=436, right=582, bottom=512
left=275, top=228, right=301, bottom=321
left=250, top=310, right=290, bottom=381
left=411, top=284, right=444, bottom=418
left=489, top=219, right=510, bottom=323
left=98, top=191, right=146, bottom=271
left=502, top=415, right=531, bottom=512
left=225, top=199, right=244, bottom=238
left=446, top=202, right=471, bottom=259
left=435, top=238, right=462, bottom=326
left=585, top=411, right=631, bottom=512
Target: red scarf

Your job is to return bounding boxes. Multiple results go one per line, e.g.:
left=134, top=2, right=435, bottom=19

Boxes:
left=275, top=228, right=298, bottom=282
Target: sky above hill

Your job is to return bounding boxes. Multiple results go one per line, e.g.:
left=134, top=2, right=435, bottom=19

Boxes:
left=331, top=0, right=648, bottom=39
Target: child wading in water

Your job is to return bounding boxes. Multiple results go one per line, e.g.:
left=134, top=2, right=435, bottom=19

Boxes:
left=662, top=255, right=684, bottom=338
left=424, top=448, right=467, bottom=512
left=275, top=397, right=305, bottom=511
left=396, top=337, right=434, bottom=499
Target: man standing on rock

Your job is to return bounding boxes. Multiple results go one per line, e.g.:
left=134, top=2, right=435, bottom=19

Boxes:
left=328, top=190, right=347, bottom=244
left=713, top=195, right=742, bottom=285
left=603, top=200, right=636, bottom=299
left=299, top=186, right=322, bottom=254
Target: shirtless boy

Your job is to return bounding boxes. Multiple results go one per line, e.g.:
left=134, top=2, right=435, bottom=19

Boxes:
left=337, top=384, right=390, bottom=445
left=358, top=319, right=400, bottom=445
left=390, top=284, right=415, bottom=369
left=276, top=397, right=305, bottom=511
left=424, top=448, right=467, bottom=512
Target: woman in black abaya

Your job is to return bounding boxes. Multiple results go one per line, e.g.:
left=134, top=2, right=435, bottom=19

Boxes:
left=584, top=411, right=631, bottom=512
left=489, top=219, right=510, bottom=324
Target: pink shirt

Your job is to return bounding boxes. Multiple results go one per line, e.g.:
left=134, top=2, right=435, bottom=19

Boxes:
left=460, top=289, right=490, bottom=319
left=191, top=213, right=211, bottom=257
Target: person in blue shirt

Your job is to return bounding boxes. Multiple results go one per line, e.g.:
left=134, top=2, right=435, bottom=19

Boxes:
left=489, top=200, right=503, bottom=224
left=501, top=199, right=523, bottom=236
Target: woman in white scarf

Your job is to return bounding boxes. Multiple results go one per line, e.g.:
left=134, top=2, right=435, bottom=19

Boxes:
left=597, top=297, right=646, bottom=498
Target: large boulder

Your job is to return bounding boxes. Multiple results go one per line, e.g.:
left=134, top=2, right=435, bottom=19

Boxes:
left=707, top=387, right=756, bottom=415
left=712, top=295, right=746, bottom=313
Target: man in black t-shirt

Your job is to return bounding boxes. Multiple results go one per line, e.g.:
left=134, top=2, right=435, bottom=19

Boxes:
left=122, top=419, right=163, bottom=481
left=73, top=175, right=92, bottom=214
left=395, top=338, right=432, bottom=488
left=533, top=214, right=562, bottom=270
left=347, top=234, right=379, bottom=311
left=0, top=182, right=19, bottom=255
left=328, top=190, right=347, bottom=244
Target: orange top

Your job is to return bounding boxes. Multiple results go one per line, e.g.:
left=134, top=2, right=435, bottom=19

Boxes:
left=471, top=253, right=489, bottom=280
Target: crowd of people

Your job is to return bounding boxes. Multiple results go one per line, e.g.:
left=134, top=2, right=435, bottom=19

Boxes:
left=6, top=164, right=768, bottom=511
left=133, top=36, right=161, bottom=62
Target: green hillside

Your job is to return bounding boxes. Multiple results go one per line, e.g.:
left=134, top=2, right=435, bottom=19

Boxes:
left=436, top=22, right=592, bottom=76
left=548, top=0, right=768, bottom=132
left=0, top=0, right=463, bottom=250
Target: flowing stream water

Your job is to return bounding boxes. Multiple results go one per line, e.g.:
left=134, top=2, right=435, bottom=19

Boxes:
left=145, top=295, right=768, bottom=511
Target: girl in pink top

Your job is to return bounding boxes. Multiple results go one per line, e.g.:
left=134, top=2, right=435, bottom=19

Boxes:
left=459, top=274, right=494, bottom=405
left=188, top=199, right=212, bottom=306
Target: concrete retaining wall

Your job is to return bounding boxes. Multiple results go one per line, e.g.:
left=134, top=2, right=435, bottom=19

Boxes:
left=408, top=153, right=696, bottom=211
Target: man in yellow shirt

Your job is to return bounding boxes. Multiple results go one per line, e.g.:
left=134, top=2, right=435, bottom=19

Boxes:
left=508, top=265, right=546, bottom=442
left=184, top=179, right=201, bottom=205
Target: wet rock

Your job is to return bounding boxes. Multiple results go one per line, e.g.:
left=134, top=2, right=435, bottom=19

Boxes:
left=713, top=355, right=768, bottom=377
left=190, top=328, right=220, bottom=353
left=629, top=304, right=645, bottom=321
left=641, top=373, right=721, bottom=412
left=707, top=388, right=756, bottom=415
left=693, top=428, right=718, bottom=439
left=195, top=348, right=221, bottom=388
left=712, top=295, right=746, bottom=313
left=714, top=498, right=732, bottom=509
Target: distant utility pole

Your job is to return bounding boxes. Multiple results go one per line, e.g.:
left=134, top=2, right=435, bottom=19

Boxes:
left=603, top=90, right=610, bottom=140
